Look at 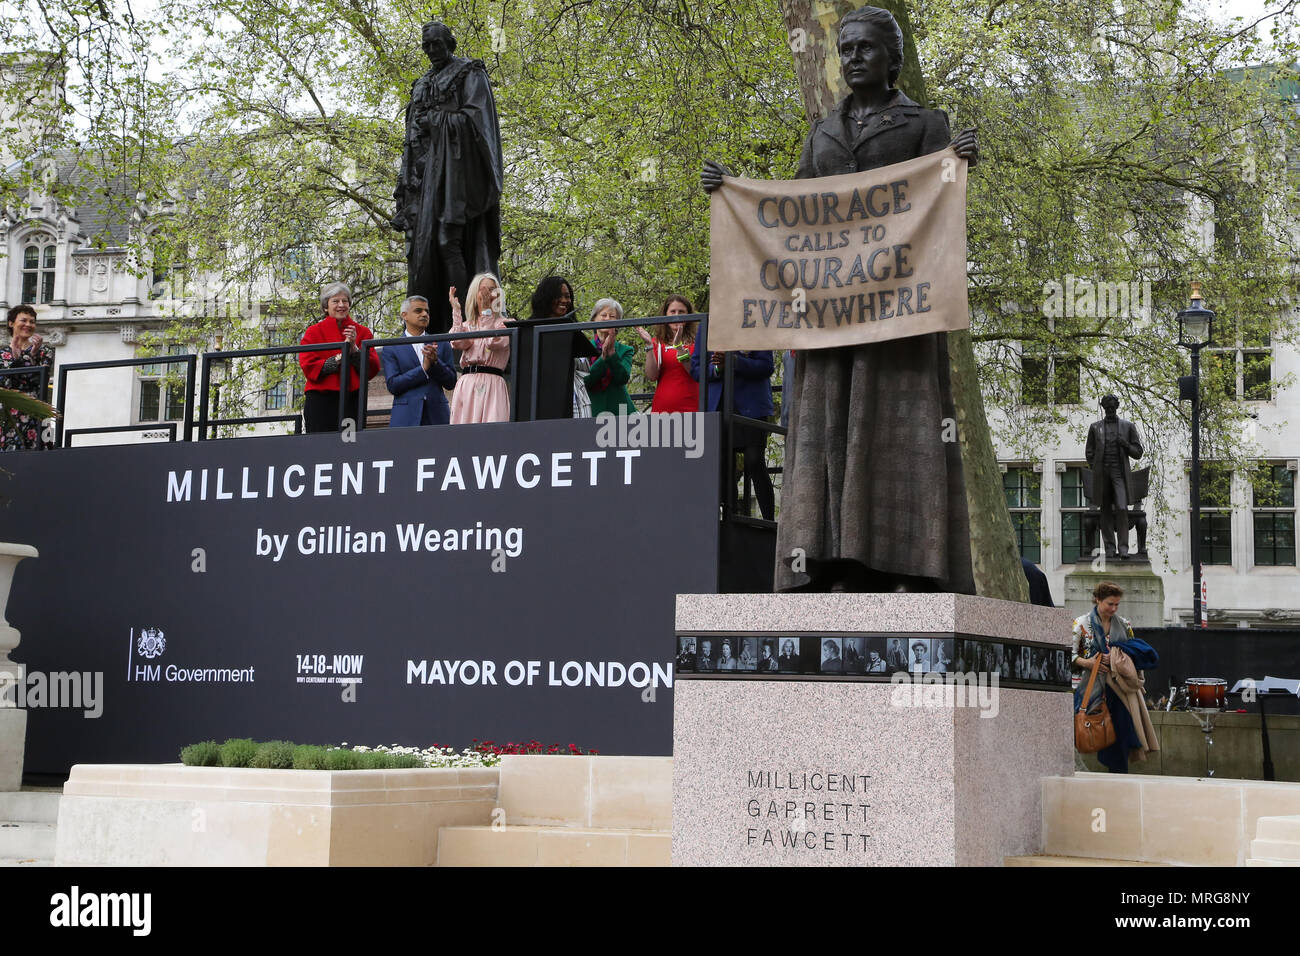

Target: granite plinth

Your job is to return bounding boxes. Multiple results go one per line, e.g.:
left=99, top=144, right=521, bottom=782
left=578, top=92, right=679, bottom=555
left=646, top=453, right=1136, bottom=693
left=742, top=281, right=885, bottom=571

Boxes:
left=1063, top=566, right=1164, bottom=628
left=672, top=594, right=1074, bottom=866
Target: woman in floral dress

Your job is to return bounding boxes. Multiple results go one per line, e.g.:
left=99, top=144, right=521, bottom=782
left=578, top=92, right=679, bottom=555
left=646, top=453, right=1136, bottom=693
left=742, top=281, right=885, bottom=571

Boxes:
left=0, top=305, right=55, bottom=451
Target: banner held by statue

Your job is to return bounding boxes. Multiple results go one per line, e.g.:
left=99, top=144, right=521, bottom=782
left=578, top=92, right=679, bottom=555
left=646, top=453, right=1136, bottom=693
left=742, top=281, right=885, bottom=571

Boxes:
left=708, top=147, right=969, bottom=351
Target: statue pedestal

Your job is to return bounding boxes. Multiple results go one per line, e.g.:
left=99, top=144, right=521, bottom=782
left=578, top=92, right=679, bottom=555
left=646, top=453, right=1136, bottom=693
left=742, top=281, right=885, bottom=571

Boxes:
left=1063, top=560, right=1165, bottom=628
left=0, top=666, right=26, bottom=791
left=671, top=594, right=1073, bottom=866
left=0, top=544, right=37, bottom=791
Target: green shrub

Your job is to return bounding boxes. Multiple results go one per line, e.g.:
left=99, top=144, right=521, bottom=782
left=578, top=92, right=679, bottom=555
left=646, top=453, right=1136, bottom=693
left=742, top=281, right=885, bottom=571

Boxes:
left=251, top=740, right=296, bottom=769
left=292, top=745, right=329, bottom=770
left=219, top=737, right=259, bottom=768
left=324, top=748, right=362, bottom=770
left=388, top=753, right=424, bottom=769
left=355, top=751, right=390, bottom=770
left=180, top=740, right=221, bottom=766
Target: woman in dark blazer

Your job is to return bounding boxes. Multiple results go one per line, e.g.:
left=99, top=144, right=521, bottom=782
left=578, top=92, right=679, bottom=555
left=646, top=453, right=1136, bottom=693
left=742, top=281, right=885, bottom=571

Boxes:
left=690, top=347, right=776, bottom=520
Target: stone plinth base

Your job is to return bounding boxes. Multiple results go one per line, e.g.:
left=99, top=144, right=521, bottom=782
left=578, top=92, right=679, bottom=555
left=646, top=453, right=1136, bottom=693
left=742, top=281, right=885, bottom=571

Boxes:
left=0, top=710, right=26, bottom=792
left=1063, top=565, right=1164, bottom=628
left=672, top=593, right=1073, bottom=867
left=0, top=663, right=24, bottom=791
left=55, top=764, right=498, bottom=866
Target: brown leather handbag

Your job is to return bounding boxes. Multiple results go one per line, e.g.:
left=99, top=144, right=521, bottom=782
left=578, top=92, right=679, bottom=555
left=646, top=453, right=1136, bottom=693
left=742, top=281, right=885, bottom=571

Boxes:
left=1074, top=654, right=1116, bottom=753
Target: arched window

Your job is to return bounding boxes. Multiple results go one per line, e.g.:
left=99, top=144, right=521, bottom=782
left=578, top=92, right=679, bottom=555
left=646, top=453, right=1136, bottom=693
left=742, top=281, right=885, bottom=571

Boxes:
left=21, top=239, right=56, bottom=304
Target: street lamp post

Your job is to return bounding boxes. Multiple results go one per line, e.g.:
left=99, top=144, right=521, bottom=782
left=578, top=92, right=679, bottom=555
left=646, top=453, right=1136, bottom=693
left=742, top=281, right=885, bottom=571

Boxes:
left=1177, top=281, right=1214, bottom=629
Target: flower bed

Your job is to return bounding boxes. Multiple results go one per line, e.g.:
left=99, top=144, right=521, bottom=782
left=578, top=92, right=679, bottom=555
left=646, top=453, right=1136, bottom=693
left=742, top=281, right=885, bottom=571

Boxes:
left=178, top=738, right=596, bottom=769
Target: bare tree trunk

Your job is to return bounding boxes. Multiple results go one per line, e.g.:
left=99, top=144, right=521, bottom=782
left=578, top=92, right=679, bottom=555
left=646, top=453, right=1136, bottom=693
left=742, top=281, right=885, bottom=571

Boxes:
left=777, top=0, right=1029, bottom=603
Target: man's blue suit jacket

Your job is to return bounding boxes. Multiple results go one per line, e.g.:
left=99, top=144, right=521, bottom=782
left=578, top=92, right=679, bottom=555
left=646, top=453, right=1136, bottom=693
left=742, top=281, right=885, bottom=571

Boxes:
left=381, top=339, right=458, bottom=427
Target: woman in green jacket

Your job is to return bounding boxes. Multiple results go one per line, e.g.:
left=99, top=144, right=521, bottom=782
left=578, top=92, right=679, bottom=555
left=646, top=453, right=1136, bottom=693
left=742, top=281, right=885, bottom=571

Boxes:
left=584, top=298, right=637, bottom=416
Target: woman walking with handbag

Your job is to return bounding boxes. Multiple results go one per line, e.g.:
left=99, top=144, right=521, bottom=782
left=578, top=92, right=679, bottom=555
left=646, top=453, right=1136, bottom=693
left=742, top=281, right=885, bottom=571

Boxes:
left=1071, top=581, right=1160, bottom=772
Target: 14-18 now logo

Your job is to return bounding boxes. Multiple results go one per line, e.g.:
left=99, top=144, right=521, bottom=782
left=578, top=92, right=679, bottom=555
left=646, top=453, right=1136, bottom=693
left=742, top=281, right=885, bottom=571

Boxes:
left=296, top=652, right=365, bottom=685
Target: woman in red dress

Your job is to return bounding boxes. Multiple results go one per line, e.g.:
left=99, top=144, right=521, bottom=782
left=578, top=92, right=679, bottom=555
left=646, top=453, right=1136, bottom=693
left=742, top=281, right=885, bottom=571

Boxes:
left=635, top=294, right=698, bottom=413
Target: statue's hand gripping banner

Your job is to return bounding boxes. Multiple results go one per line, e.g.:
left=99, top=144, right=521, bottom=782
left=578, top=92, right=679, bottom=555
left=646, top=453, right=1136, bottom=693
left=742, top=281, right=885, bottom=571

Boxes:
left=708, top=148, right=969, bottom=351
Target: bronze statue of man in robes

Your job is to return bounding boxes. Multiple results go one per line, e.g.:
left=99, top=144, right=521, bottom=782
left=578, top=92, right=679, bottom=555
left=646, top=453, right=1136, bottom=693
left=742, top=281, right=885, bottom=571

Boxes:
left=393, top=21, right=503, bottom=333
left=703, top=5, right=978, bottom=593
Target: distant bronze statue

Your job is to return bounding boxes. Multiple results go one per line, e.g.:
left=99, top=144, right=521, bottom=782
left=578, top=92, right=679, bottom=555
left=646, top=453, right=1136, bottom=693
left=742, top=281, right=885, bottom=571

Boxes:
left=703, top=5, right=977, bottom=593
left=393, top=21, right=503, bottom=333
left=1084, top=394, right=1144, bottom=560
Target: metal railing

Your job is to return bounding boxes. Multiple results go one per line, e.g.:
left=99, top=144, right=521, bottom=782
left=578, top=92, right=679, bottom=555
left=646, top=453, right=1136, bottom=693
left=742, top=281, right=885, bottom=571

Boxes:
left=46, top=317, right=789, bottom=522
left=55, top=354, right=195, bottom=448
left=197, top=342, right=346, bottom=440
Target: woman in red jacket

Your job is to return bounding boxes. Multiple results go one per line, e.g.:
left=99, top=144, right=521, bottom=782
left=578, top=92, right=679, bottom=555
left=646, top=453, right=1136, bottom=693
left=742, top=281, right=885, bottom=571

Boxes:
left=635, top=294, right=699, bottom=414
left=299, top=282, right=380, bottom=433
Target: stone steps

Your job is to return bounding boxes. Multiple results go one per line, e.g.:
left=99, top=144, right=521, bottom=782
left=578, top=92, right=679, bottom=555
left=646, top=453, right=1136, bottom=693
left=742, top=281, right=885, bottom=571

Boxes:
left=0, top=790, right=61, bottom=865
left=438, top=824, right=669, bottom=867
left=0, top=821, right=56, bottom=860
left=436, top=755, right=672, bottom=866
left=1248, top=815, right=1300, bottom=866
left=1042, top=772, right=1300, bottom=866
left=0, top=790, right=61, bottom=823
left=1005, top=854, right=1170, bottom=867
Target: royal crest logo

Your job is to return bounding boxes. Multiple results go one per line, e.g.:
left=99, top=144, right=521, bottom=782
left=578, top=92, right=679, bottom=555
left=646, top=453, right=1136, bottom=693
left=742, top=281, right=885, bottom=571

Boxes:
left=137, top=627, right=166, bottom=659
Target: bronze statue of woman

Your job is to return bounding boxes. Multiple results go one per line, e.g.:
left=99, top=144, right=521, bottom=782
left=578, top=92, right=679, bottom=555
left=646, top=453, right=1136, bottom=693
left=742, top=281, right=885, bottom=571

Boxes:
left=703, top=5, right=978, bottom=592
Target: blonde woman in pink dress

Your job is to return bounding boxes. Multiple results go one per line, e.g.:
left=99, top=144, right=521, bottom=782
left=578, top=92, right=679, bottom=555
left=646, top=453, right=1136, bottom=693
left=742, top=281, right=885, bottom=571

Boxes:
left=448, top=272, right=511, bottom=424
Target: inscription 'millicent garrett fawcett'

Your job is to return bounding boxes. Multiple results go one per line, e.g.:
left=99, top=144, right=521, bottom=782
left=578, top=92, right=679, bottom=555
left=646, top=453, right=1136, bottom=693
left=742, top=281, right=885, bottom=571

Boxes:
left=746, top=771, right=873, bottom=852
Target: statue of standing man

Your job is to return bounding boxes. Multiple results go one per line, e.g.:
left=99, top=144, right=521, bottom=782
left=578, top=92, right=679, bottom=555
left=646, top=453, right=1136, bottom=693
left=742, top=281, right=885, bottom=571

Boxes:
left=1085, top=394, right=1144, bottom=559
left=393, top=21, right=503, bottom=334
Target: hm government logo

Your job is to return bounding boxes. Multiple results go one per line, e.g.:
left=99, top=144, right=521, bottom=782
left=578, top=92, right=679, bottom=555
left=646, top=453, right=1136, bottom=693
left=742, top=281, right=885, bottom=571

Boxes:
left=126, top=626, right=256, bottom=685
left=137, top=627, right=166, bottom=659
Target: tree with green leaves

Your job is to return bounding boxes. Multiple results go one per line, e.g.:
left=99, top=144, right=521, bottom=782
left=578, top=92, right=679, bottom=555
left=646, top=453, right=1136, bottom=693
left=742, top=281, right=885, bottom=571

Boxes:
left=4, top=0, right=1297, bottom=563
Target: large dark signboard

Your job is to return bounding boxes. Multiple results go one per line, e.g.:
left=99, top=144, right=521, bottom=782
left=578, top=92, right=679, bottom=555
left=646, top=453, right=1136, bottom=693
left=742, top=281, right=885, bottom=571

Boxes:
left=0, top=416, right=719, bottom=774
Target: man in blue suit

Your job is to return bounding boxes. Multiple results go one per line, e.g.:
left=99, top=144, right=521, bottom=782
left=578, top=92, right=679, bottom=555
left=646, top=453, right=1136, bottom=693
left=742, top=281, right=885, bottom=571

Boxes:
left=382, top=295, right=458, bottom=426
left=691, top=347, right=776, bottom=519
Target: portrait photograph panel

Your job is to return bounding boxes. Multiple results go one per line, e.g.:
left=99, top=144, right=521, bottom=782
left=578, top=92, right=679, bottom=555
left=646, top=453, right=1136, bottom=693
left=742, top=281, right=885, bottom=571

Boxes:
left=755, top=637, right=780, bottom=673
left=819, top=637, right=844, bottom=674
left=714, top=637, right=739, bottom=672
left=864, top=637, right=889, bottom=674
left=696, top=637, right=716, bottom=673
left=777, top=637, right=801, bottom=674
left=737, top=636, right=759, bottom=672
left=842, top=637, right=866, bottom=674
left=885, top=636, right=910, bottom=674
left=676, top=636, right=697, bottom=673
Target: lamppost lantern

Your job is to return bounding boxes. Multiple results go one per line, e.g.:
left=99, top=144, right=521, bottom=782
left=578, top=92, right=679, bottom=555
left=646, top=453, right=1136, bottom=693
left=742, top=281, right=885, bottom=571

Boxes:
left=1176, top=281, right=1213, bottom=629
left=1177, top=281, right=1214, bottom=349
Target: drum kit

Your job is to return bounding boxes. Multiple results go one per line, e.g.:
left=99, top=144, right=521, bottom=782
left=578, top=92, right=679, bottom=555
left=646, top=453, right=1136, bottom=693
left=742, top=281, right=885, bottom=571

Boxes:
left=1176, top=677, right=1228, bottom=777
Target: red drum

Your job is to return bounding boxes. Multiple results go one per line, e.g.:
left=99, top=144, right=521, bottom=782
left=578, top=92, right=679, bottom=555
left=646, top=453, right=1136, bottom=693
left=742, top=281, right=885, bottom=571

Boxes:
left=1185, top=677, right=1227, bottom=710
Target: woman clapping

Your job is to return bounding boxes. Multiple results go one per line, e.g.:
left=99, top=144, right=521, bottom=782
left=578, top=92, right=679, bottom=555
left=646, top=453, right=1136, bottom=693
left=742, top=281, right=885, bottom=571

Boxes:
left=449, top=273, right=510, bottom=424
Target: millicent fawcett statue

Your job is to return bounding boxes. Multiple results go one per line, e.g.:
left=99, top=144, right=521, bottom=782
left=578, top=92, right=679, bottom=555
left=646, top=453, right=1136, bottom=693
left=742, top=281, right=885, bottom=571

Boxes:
left=1085, top=394, right=1144, bottom=560
left=703, top=6, right=978, bottom=592
left=393, top=21, right=503, bottom=333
